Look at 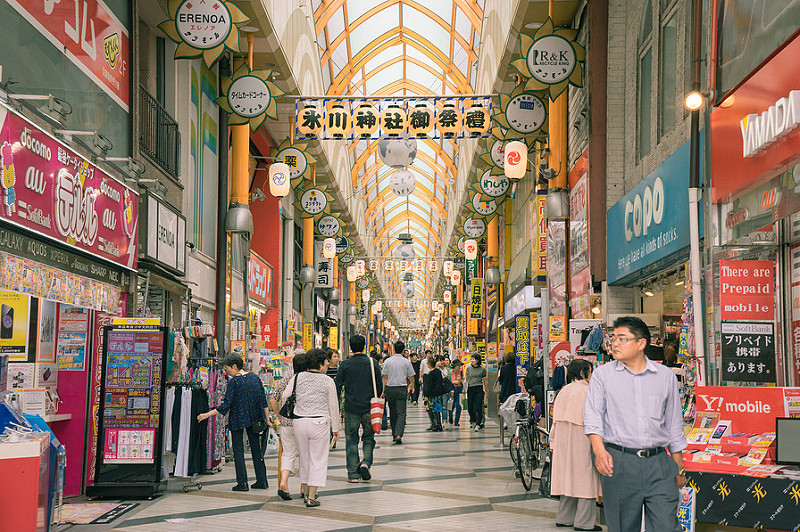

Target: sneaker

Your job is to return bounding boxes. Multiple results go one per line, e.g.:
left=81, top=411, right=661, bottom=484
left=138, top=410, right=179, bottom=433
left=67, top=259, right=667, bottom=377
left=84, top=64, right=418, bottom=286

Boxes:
left=473, top=425, right=480, bottom=432
left=347, top=478, right=360, bottom=483
left=358, top=463, right=372, bottom=481
left=232, top=483, right=249, bottom=492
left=470, top=423, right=475, bottom=428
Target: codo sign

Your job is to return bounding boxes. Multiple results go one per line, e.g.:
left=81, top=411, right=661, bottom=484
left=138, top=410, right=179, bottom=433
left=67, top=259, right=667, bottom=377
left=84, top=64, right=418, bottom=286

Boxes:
left=624, top=176, right=664, bottom=241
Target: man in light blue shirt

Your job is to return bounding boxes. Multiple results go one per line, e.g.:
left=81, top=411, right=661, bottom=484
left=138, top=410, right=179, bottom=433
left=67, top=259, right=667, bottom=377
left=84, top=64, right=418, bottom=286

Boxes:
left=382, top=340, right=416, bottom=444
left=584, top=316, right=686, bottom=532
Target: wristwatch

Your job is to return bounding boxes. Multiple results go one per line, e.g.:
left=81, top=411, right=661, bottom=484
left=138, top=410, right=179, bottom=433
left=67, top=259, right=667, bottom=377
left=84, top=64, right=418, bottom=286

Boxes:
left=677, top=468, right=686, bottom=476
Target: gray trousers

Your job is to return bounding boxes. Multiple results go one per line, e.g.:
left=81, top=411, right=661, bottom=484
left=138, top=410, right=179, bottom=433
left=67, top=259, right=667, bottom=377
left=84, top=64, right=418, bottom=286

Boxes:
left=556, top=496, right=596, bottom=529
left=600, top=446, right=681, bottom=532
left=384, top=386, right=408, bottom=438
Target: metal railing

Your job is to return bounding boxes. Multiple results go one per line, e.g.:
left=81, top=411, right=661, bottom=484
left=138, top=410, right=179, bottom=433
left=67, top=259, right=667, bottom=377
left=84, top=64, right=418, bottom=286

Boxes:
left=139, top=86, right=180, bottom=180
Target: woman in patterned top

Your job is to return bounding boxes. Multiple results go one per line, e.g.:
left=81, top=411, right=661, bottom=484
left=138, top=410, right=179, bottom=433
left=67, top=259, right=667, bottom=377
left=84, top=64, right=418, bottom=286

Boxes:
left=197, top=353, right=270, bottom=492
left=269, top=351, right=307, bottom=500
left=281, top=348, right=340, bottom=507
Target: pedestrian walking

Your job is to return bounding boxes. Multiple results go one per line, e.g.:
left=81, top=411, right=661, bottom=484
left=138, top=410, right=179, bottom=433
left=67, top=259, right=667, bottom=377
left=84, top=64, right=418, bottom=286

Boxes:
left=382, top=340, right=416, bottom=444
left=422, top=357, right=444, bottom=431
left=269, top=351, right=307, bottom=501
left=335, top=335, right=383, bottom=483
left=448, top=359, right=463, bottom=425
left=584, top=316, right=687, bottom=532
left=552, top=359, right=602, bottom=531
left=409, top=353, right=422, bottom=404
left=465, top=353, right=487, bottom=430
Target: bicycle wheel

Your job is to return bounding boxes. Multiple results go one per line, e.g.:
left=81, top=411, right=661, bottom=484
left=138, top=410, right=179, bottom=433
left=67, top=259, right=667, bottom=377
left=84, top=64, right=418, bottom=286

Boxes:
left=515, top=425, right=534, bottom=490
left=530, top=427, right=541, bottom=478
left=509, top=425, right=520, bottom=467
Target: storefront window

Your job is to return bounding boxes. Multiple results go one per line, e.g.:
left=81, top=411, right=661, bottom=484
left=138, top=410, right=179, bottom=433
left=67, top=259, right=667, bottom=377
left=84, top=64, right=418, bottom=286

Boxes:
left=639, top=48, right=653, bottom=157
left=659, top=12, right=678, bottom=137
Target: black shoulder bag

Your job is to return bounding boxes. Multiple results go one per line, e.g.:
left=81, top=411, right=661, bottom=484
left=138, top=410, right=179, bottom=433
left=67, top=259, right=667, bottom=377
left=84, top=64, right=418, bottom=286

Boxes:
left=279, top=373, right=299, bottom=419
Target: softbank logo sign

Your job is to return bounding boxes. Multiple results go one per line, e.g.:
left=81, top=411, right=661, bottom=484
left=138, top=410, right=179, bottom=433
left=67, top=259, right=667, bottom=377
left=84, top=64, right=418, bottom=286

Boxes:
left=697, top=394, right=772, bottom=414
left=740, top=90, right=800, bottom=158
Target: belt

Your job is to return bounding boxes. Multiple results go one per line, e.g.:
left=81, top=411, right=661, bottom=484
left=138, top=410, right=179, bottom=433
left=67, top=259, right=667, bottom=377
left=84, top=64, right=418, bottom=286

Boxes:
left=606, top=442, right=666, bottom=458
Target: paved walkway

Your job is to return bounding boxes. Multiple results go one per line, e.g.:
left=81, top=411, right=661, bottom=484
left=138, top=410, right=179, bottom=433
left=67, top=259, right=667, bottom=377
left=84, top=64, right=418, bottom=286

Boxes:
left=66, top=403, right=602, bottom=531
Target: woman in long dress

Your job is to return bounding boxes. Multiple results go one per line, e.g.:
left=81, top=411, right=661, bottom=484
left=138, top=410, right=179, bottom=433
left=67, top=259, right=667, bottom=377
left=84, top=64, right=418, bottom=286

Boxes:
left=551, top=359, right=602, bottom=531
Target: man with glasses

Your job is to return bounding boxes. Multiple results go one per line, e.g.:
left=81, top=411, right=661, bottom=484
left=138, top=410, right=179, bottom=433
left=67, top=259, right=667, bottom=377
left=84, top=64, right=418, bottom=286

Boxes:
left=584, top=316, right=686, bottom=532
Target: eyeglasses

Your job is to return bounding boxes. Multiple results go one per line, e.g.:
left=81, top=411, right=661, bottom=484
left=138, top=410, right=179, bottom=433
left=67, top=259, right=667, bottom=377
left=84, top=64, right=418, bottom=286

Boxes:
left=609, top=335, right=641, bottom=345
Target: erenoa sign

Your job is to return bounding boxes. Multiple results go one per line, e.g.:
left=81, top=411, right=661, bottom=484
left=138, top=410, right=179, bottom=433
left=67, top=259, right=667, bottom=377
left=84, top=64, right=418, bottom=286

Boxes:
left=606, top=138, right=703, bottom=284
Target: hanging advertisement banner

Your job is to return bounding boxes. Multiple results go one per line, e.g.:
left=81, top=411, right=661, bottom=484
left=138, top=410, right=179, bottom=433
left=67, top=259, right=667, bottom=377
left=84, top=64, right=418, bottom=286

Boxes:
left=249, top=253, right=273, bottom=307
left=303, top=323, right=312, bottom=351
left=514, top=314, right=531, bottom=393
left=547, top=220, right=567, bottom=315
left=470, top=278, right=484, bottom=320
left=0, top=104, right=139, bottom=270
left=0, top=290, right=29, bottom=360
left=720, top=322, right=777, bottom=384
left=549, top=315, right=567, bottom=342
left=259, top=308, right=279, bottom=349
left=7, top=0, right=131, bottom=109
left=534, top=190, right=547, bottom=284
left=719, top=260, right=774, bottom=321
left=315, top=241, right=333, bottom=289
left=330, top=326, right=338, bottom=351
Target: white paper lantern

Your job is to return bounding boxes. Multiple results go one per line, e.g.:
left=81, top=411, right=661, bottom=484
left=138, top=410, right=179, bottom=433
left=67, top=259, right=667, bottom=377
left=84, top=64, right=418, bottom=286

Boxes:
left=268, top=162, right=291, bottom=197
left=388, top=168, right=416, bottom=196
left=355, top=259, right=365, bottom=277
left=504, top=140, right=528, bottom=181
left=438, top=303, right=445, bottom=313
left=362, top=289, right=370, bottom=303
left=395, top=244, right=415, bottom=259
left=431, top=300, right=437, bottom=310
left=347, top=265, right=357, bottom=282
left=444, top=290, right=452, bottom=303
left=443, top=260, right=454, bottom=277
left=384, top=320, right=390, bottom=328
left=377, top=137, right=417, bottom=167
left=464, top=239, right=478, bottom=260
left=376, top=300, right=382, bottom=311
left=322, top=238, right=336, bottom=259
left=451, top=270, right=461, bottom=285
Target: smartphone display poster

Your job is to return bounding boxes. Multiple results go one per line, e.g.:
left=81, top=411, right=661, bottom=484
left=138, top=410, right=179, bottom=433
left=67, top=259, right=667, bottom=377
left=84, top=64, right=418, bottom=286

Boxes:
left=0, top=291, right=29, bottom=360
left=56, top=305, right=89, bottom=370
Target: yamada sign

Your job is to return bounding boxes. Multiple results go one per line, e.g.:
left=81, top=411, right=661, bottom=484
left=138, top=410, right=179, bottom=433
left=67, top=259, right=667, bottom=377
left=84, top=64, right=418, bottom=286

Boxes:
left=607, top=137, right=703, bottom=284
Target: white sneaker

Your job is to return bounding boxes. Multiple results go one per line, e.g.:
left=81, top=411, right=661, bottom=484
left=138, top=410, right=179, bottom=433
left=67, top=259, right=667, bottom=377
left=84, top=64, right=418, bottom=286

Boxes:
left=473, top=425, right=480, bottom=432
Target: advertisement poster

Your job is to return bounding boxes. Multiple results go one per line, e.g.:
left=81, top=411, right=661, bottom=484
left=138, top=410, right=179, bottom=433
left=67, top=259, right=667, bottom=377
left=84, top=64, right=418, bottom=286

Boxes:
left=549, top=315, right=567, bottom=342
left=694, top=386, right=799, bottom=433
left=86, top=311, right=116, bottom=487
left=34, top=363, right=58, bottom=387
left=37, top=300, right=57, bottom=362
left=514, top=314, right=531, bottom=393
left=0, top=290, right=29, bottom=360
left=550, top=341, right=572, bottom=376
left=720, top=322, right=776, bottom=384
left=6, top=362, right=34, bottom=389
left=678, top=487, right=696, bottom=532
left=57, top=305, right=89, bottom=370
left=719, top=260, right=774, bottom=321
left=100, top=328, right=164, bottom=465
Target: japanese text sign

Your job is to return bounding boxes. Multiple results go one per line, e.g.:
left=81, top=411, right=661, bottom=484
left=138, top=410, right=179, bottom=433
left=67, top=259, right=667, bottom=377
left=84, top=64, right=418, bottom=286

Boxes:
left=249, top=254, right=273, bottom=306
left=534, top=190, right=547, bottom=283
left=470, top=278, right=483, bottom=320
left=720, top=260, right=774, bottom=321
left=515, top=314, right=531, bottom=393
left=0, top=105, right=138, bottom=270
left=720, top=322, right=776, bottom=384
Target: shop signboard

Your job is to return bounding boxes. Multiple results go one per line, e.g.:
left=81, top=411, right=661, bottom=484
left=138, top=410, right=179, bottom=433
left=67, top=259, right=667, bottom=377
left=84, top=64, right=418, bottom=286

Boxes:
left=470, top=278, right=483, bottom=319
left=694, top=385, right=800, bottom=434
left=710, top=33, right=800, bottom=203
left=719, top=260, right=774, bottom=321
left=7, top=0, right=130, bottom=109
left=303, top=323, right=312, bottom=351
left=0, top=105, right=139, bottom=270
left=720, top=321, right=776, bottom=384
left=143, top=194, right=185, bottom=274
left=606, top=138, right=703, bottom=284
left=315, top=241, right=333, bottom=289
left=329, top=326, right=338, bottom=350
left=248, top=253, right=273, bottom=307
left=534, top=190, right=547, bottom=284
left=259, top=308, right=279, bottom=349
left=514, top=314, right=531, bottom=393
left=56, top=305, right=89, bottom=371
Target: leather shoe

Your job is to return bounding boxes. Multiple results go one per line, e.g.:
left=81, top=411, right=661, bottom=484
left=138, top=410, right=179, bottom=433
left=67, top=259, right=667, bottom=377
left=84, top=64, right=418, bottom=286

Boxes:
left=393, top=437, right=402, bottom=445
left=277, top=489, right=292, bottom=500
left=555, top=525, right=571, bottom=528
left=250, top=482, right=268, bottom=489
left=231, top=483, right=249, bottom=492
left=574, top=527, right=602, bottom=531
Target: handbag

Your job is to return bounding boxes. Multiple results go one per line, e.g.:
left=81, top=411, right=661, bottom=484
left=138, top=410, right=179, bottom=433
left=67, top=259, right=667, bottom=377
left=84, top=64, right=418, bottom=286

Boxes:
left=538, top=452, right=553, bottom=498
left=251, top=418, right=269, bottom=434
left=368, top=358, right=385, bottom=434
left=442, top=376, right=455, bottom=394
left=279, top=373, right=299, bottom=419
left=492, top=379, right=502, bottom=394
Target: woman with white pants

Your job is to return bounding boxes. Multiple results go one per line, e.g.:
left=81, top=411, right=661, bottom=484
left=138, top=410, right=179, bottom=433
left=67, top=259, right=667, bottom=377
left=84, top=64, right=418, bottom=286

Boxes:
left=281, top=348, right=340, bottom=507
left=270, top=351, right=307, bottom=501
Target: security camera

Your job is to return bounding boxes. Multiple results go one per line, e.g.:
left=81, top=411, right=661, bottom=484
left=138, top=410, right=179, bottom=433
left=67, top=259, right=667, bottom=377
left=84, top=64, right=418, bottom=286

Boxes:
left=92, top=132, right=113, bottom=156
left=250, top=187, right=267, bottom=202
left=186, top=242, right=196, bottom=250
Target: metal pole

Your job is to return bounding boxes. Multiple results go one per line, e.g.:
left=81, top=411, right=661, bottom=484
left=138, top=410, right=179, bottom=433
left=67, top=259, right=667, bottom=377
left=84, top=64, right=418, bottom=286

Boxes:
left=216, top=57, right=230, bottom=358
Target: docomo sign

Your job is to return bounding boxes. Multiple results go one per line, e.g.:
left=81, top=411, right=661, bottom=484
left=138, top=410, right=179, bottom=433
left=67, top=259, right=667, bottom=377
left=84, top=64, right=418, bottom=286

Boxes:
left=623, top=176, right=664, bottom=241
left=719, top=260, right=774, bottom=320
left=740, top=90, right=800, bottom=158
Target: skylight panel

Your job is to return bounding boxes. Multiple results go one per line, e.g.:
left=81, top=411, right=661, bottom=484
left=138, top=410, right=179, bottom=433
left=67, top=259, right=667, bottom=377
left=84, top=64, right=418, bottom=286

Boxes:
left=327, top=6, right=346, bottom=43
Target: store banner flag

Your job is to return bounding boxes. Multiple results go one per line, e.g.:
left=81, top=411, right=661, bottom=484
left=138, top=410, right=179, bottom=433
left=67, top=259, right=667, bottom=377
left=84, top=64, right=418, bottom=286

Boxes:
left=0, top=104, right=138, bottom=270
left=719, top=260, right=774, bottom=321
left=514, top=315, right=531, bottom=393
left=720, top=322, right=776, bottom=384
left=0, top=291, right=29, bottom=360
left=470, top=278, right=483, bottom=320
left=677, top=487, right=696, bottom=532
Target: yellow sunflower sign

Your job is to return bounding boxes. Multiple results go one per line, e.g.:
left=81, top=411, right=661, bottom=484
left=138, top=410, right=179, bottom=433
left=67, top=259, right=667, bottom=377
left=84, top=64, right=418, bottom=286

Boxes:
left=217, top=63, right=283, bottom=130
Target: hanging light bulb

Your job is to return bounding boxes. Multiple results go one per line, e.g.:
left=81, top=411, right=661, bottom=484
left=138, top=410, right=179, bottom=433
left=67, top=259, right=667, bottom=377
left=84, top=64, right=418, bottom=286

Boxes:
left=464, top=239, right=478, bottom=260
left=347, top=265, right=357, bottom=282
left=431, top=300, right=437, bottom=310
left=438, top=303, right=445, bottom=313
left=322, top=238, right=336, bottom=259
left=268, top=162, right=291, bottom=197
left=376, top=300, right=382, bottom=311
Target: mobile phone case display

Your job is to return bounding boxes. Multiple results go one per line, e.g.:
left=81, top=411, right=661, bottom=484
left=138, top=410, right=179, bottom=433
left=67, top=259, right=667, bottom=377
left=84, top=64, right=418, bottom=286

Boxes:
left=86, top=325, right=168, bottom=498
left=679, top=262, right=701, bottom=421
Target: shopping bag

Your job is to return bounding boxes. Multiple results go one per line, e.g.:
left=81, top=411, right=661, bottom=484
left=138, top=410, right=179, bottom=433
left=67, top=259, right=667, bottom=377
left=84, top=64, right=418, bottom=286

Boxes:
left=265, top=428, right=279, bottom=454
left=538, top=452, right=552, bottom=498
left=368, top=356, right=384, bottom=433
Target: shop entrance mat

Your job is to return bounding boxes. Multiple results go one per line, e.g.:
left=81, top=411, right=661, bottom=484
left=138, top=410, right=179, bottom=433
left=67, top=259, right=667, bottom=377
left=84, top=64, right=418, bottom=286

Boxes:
left=60, top=502, right=139, bottom=524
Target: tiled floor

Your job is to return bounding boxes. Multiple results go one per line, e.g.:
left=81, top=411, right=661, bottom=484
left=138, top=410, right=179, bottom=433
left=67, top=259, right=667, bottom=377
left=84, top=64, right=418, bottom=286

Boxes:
left=61, top=403, right=605, bottom=531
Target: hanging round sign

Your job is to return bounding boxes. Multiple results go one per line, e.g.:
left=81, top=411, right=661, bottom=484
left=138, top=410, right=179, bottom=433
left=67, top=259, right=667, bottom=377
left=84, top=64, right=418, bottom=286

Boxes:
left=388, top=168, right=416, bottom=196
left=490, top=139, right=505, bottom=168
left=357, top=277, right=370, bottom=289
left=317, top=215, right=340, bottom=237
left=300, top=188, right=327, bottom=215
left=463, top=218, right=486, bottom=238
left=276, top=147, right=308, bottom=180
left=457, top=236, right=465, bottom=253
left=472, top=193, right=498, bottom=216
left=227, top=75, right=271, bottom=118
left=335, top=236, right=349, bottom=254
left=527, top=34, right=577, bottom=85
left=175, top=0, right=232, bottom=50
left=340, top=250, right=354, bottom=264
left=506, top=92, right=546, bottom=134
left=378, top=136, right=417, bottom=167
left=395, top=244, right=415, bottom=259
left=479, top=170, right=510, bottom=197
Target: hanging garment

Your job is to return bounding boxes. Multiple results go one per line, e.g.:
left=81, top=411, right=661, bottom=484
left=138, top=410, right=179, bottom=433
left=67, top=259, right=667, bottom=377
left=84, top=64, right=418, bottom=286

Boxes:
left=583, top=325, right=605, bottom=352
left=188, top=388, right=209, bottom=475
left=174, top=388, right=193, bottom=477
left=213, top=370, right=228, bottom=462
left=164, top=387, right=175, bottom=452
left=171, top=386, right=183, bottom=451
left=551, top=365, right=567, bottom=393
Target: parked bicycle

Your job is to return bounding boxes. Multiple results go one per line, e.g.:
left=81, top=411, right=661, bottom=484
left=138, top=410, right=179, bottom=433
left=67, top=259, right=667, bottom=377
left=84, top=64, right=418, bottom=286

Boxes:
left=508, top=396, right=549, bottom=491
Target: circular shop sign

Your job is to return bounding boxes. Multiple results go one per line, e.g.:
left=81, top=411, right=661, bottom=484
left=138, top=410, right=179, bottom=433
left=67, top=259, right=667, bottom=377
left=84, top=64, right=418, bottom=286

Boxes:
left=300, top=188, right=326, bottom=215
left=317, top=215, right=340, bottom=237
left=356, top=277, right=370, bottom=289
left=335, top=236, right=349, bottom=254
left=463, top=218, right=486, bottom=238
left=340, top=250, right=354, bottom=264
left=227, top=75, right=271, bottom=118
left=175, top=0, right=232, bottom=50
left=472, top=193, right=498, bottom=216
left=506, top=93, right=546, bottom=134
left=527, top=34, right=576, bottom=85
left=490, top=139, right=505, bottom=168
left=479, top=169, right=510, bottom=197
left=276, top=147, right=308, bottom=180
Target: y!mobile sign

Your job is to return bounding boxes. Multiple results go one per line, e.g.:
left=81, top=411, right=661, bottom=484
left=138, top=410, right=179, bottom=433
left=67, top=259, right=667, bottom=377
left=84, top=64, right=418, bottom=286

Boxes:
left=8, top=0, right=130, bottom=109
left=0, top=105, right=138, bottom=270
left=719, top=260, right=774, bottom=321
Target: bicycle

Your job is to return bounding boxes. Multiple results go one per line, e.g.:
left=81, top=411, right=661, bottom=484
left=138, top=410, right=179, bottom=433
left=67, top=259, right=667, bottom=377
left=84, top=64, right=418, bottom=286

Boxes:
left=508, top=397, right=549, bottom=491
